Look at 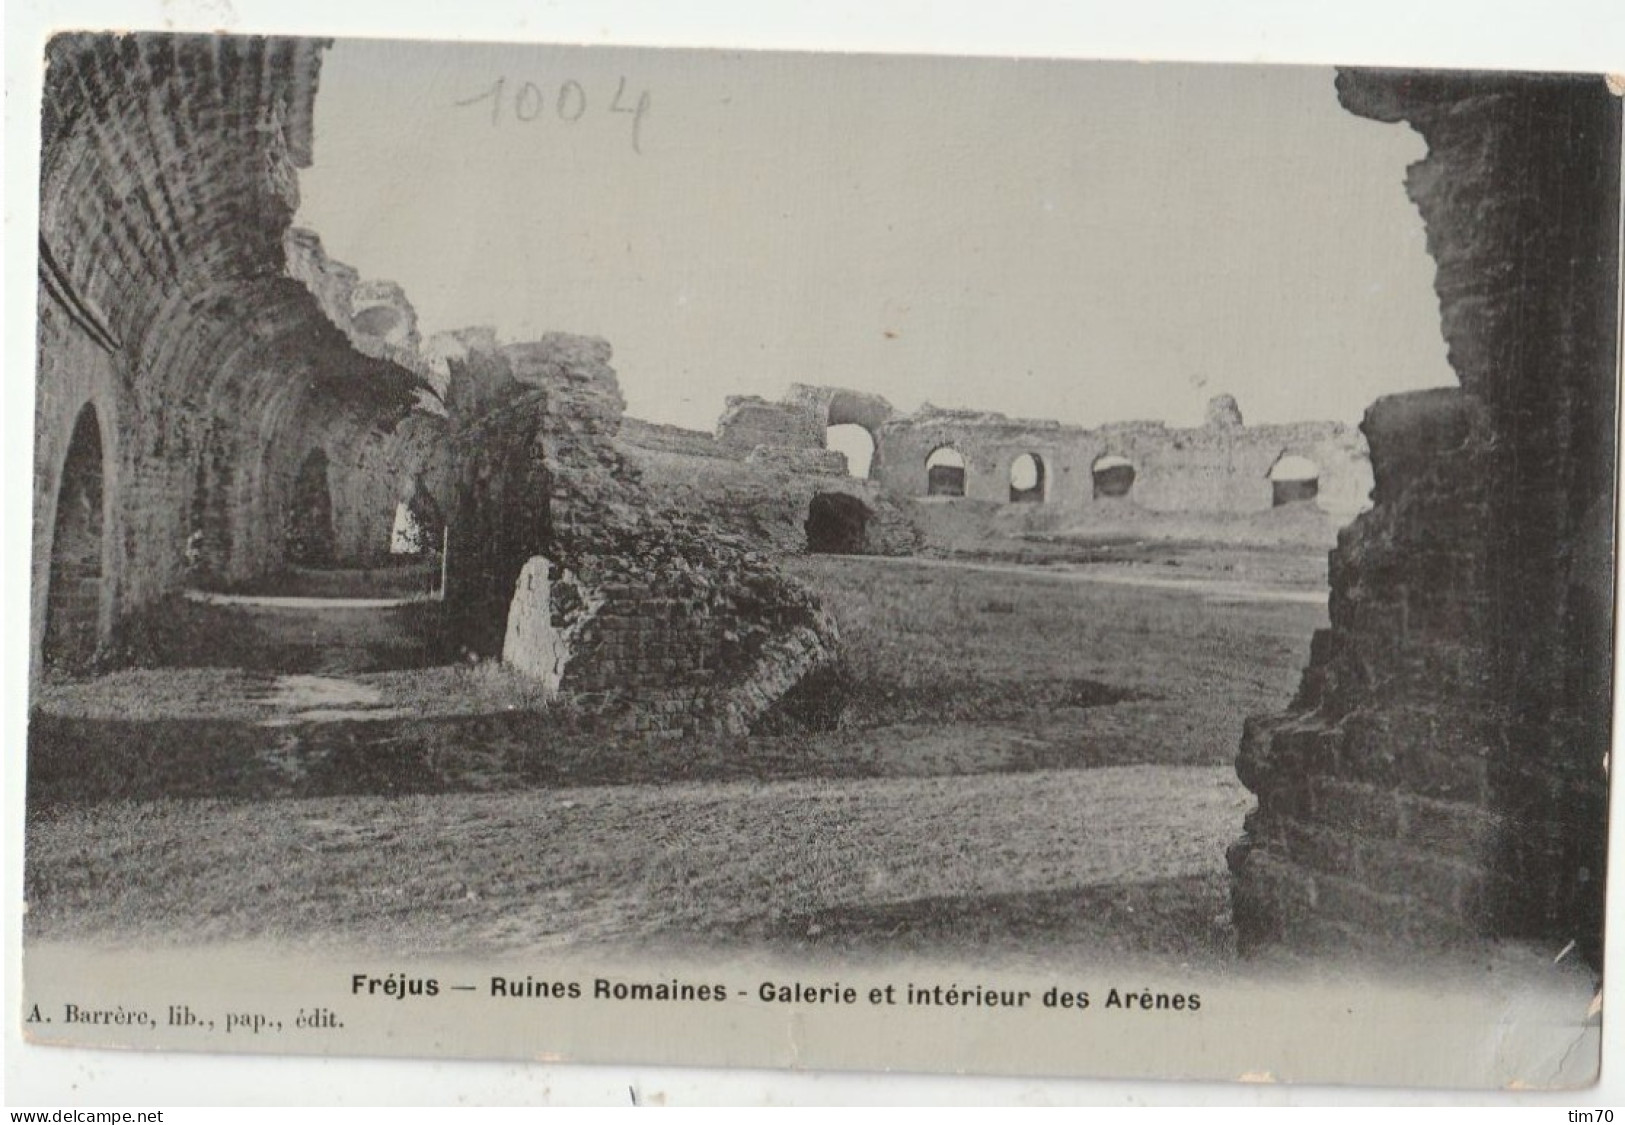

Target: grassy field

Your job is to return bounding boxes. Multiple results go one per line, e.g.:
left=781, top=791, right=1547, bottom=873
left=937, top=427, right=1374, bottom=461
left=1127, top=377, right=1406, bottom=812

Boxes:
left=26, top=550, right=1327, bottom=962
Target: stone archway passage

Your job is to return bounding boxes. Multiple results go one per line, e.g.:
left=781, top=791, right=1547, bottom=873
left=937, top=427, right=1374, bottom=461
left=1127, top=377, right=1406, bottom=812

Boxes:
left=1268, top=453, right=1321, bottom=507
left=1092, top=454, right=1135, bottom=499
left=43, top=405, right=105, bottom=673
left=805, top=492, right=872, bottom=554
left=926, top=446, right=967, bottom=497
left=287, top=448, right=336, bottom=566
left=1010, top=452, right=1046, bottom=503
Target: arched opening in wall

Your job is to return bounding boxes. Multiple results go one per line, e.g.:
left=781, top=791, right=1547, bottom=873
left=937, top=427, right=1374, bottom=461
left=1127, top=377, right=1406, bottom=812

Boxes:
left=185, top=427, right=236, bottom=583
left=825, top=423, right=876, bottom=479
left=805, top=492, right=872, bottom=554
left=1009, top=453, right=1046, bottom=503
left=43, top=405, right=106, bottom=674
left=1268, top=454, right=1321, bottom=507
left=286, top=448, right=336, bottom=566
left=391, top=480, right=446, bottom=557
left=925, top=445, right=967, bottom=497
left=1092, top=454, right=1135, bottom=499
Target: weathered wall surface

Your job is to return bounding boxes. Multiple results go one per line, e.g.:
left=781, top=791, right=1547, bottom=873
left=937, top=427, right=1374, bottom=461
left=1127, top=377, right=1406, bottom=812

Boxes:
left=33, top=34, right=442, bottom=677
left=789, top=384, right=896, bottom=436
left=282, top=228, right=453, bottom=564
left=618, top=441, right=922, bottom=557
left=285, top=227, right=434, bottom=386
left=715, top=383, right=895, bottom=466
left=715, top=394, right=824, bottom=454
left=618, top=416, right=732, bottom=460
left=713, top=381, right=1370, bottom=516
left=873, top=402, right=1372, bottom=515
left=645, top=379, right=1374, bottom=551
left=620, top=387, right=919, bottom=556
left=1231, top=72, right=1619, bottom=964
left=444, top=334, right=840, bottom=736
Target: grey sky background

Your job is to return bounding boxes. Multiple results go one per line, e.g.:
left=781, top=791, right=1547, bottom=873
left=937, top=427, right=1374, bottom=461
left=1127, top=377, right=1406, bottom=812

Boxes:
left=295, top=39, right=1454, bottom=432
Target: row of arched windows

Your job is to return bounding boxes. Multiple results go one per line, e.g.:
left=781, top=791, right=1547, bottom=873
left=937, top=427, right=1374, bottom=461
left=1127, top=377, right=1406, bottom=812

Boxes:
left=822, top=423, right=1323, bottom=506
left=924, top=446, right=1067, bottom=502
left=916, top=444, right=1322, bottom=506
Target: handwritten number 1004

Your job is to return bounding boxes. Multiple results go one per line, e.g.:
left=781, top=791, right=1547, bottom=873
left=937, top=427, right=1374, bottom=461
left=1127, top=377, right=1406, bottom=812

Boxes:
left=455, top=76, right=651, bottom=154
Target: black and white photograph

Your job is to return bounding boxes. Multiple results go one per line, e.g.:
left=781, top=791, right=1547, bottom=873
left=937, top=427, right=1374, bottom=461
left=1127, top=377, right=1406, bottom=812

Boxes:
left=7, top=1, right=1623, bottom=1104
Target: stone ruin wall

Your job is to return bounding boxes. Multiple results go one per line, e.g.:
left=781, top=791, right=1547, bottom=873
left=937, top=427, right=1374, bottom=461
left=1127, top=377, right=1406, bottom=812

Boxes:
left=716, top=394, right=825, bottom=454
left=443, top=334, right=839, bottom=738
left=874, top=407, right=1372, bottom=516
left=698, top=377, right=1380, bottom=554
left=618, top=416, right=734, bottom=460
left=712, top=381, right=1371, bottom=519
left=618, top=442, right=924, bottom=558
left=283, top=228, right=455, bottom=564
left=716, top=383, right=896, bottom=454
left=32, top=34, right=450, bottom=679
left=37, top=37, right=1613, bottom=948
left=31, top=32, right=841, bottom=734
left=1231, top=71, right=1618, bottom=964
left=622, top=392, right=922, bottom=557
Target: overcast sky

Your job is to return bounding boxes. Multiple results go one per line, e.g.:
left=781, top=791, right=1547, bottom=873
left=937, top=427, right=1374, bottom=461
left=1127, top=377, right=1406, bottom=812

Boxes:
left=295, top=39, right=1454, bottom=432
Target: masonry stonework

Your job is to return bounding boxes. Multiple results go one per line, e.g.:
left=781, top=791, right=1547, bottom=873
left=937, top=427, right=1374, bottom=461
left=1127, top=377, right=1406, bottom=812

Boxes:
left=32, top=34, right=443, bottom=679
left=713, top=381, right=1371, bottom=518
left=875, top=403, right=1371, bottom=515
left=1230, top=71, right=1619, bottom=964
left=443, top=334, right=840, bottom=737
left=34, top=34, right=1614, bottom=962
left=620, top=402, right=922, bottom=557
left=32, top=33, right=838, bottom=741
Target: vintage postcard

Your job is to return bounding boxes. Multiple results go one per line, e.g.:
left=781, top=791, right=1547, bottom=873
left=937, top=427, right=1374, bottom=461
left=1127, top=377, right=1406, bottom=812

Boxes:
left=10, top=15, right=1622, bottom=1102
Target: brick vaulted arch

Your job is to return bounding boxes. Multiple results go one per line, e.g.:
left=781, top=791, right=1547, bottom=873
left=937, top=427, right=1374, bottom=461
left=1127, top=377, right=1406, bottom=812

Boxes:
left=31, top=35, right=444, bottom=677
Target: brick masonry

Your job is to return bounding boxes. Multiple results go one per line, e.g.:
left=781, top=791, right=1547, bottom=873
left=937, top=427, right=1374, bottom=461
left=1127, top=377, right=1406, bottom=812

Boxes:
left=875, top=402, right=1371, bottom=515
left=32, top=34, right=446, bottom=678
left=1231, top=71, right=1619, bottom=964
left=443, top=333, right=841, bottom=737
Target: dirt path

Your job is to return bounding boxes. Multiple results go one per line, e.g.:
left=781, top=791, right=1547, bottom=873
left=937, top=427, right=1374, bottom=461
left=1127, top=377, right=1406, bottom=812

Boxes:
left=25, top=764, right=1251, bottom=958
left=846, top=554, right=1329, bottom=606
left=184, top=590, right=430, bottom=609
left=258, top=674, right=412, bottom=725
left=32, top=668, right=419, bottom=725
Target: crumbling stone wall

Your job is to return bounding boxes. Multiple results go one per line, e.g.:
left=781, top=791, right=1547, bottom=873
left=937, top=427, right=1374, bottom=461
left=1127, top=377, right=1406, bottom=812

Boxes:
left=790, top=384, right=896, bottom=442
left=617, top=391, right=919, bottom=556
left=623, top=445, right=922, bottom=557
left=316, top=409, right=451, bottom=568
left=617, top=435, right=921, bottom=556
left=32, top=34, right=442, bottom=678
left=285, top=228, right=436, bottom=390
left=874, top=399, right=1372, bottom=516
left=284, top=229, right=453, bottom=565
left=618, top=417, right=735, bottom=460
left=444, top=334, right=840, bottom=736
left=716, top=394, right=823, bottom=453
left=710, top=382, right=1369, bottom=517
left=1231, top=71, right=1619, bottom=964
left=715, top=382, right=895, bottom=470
